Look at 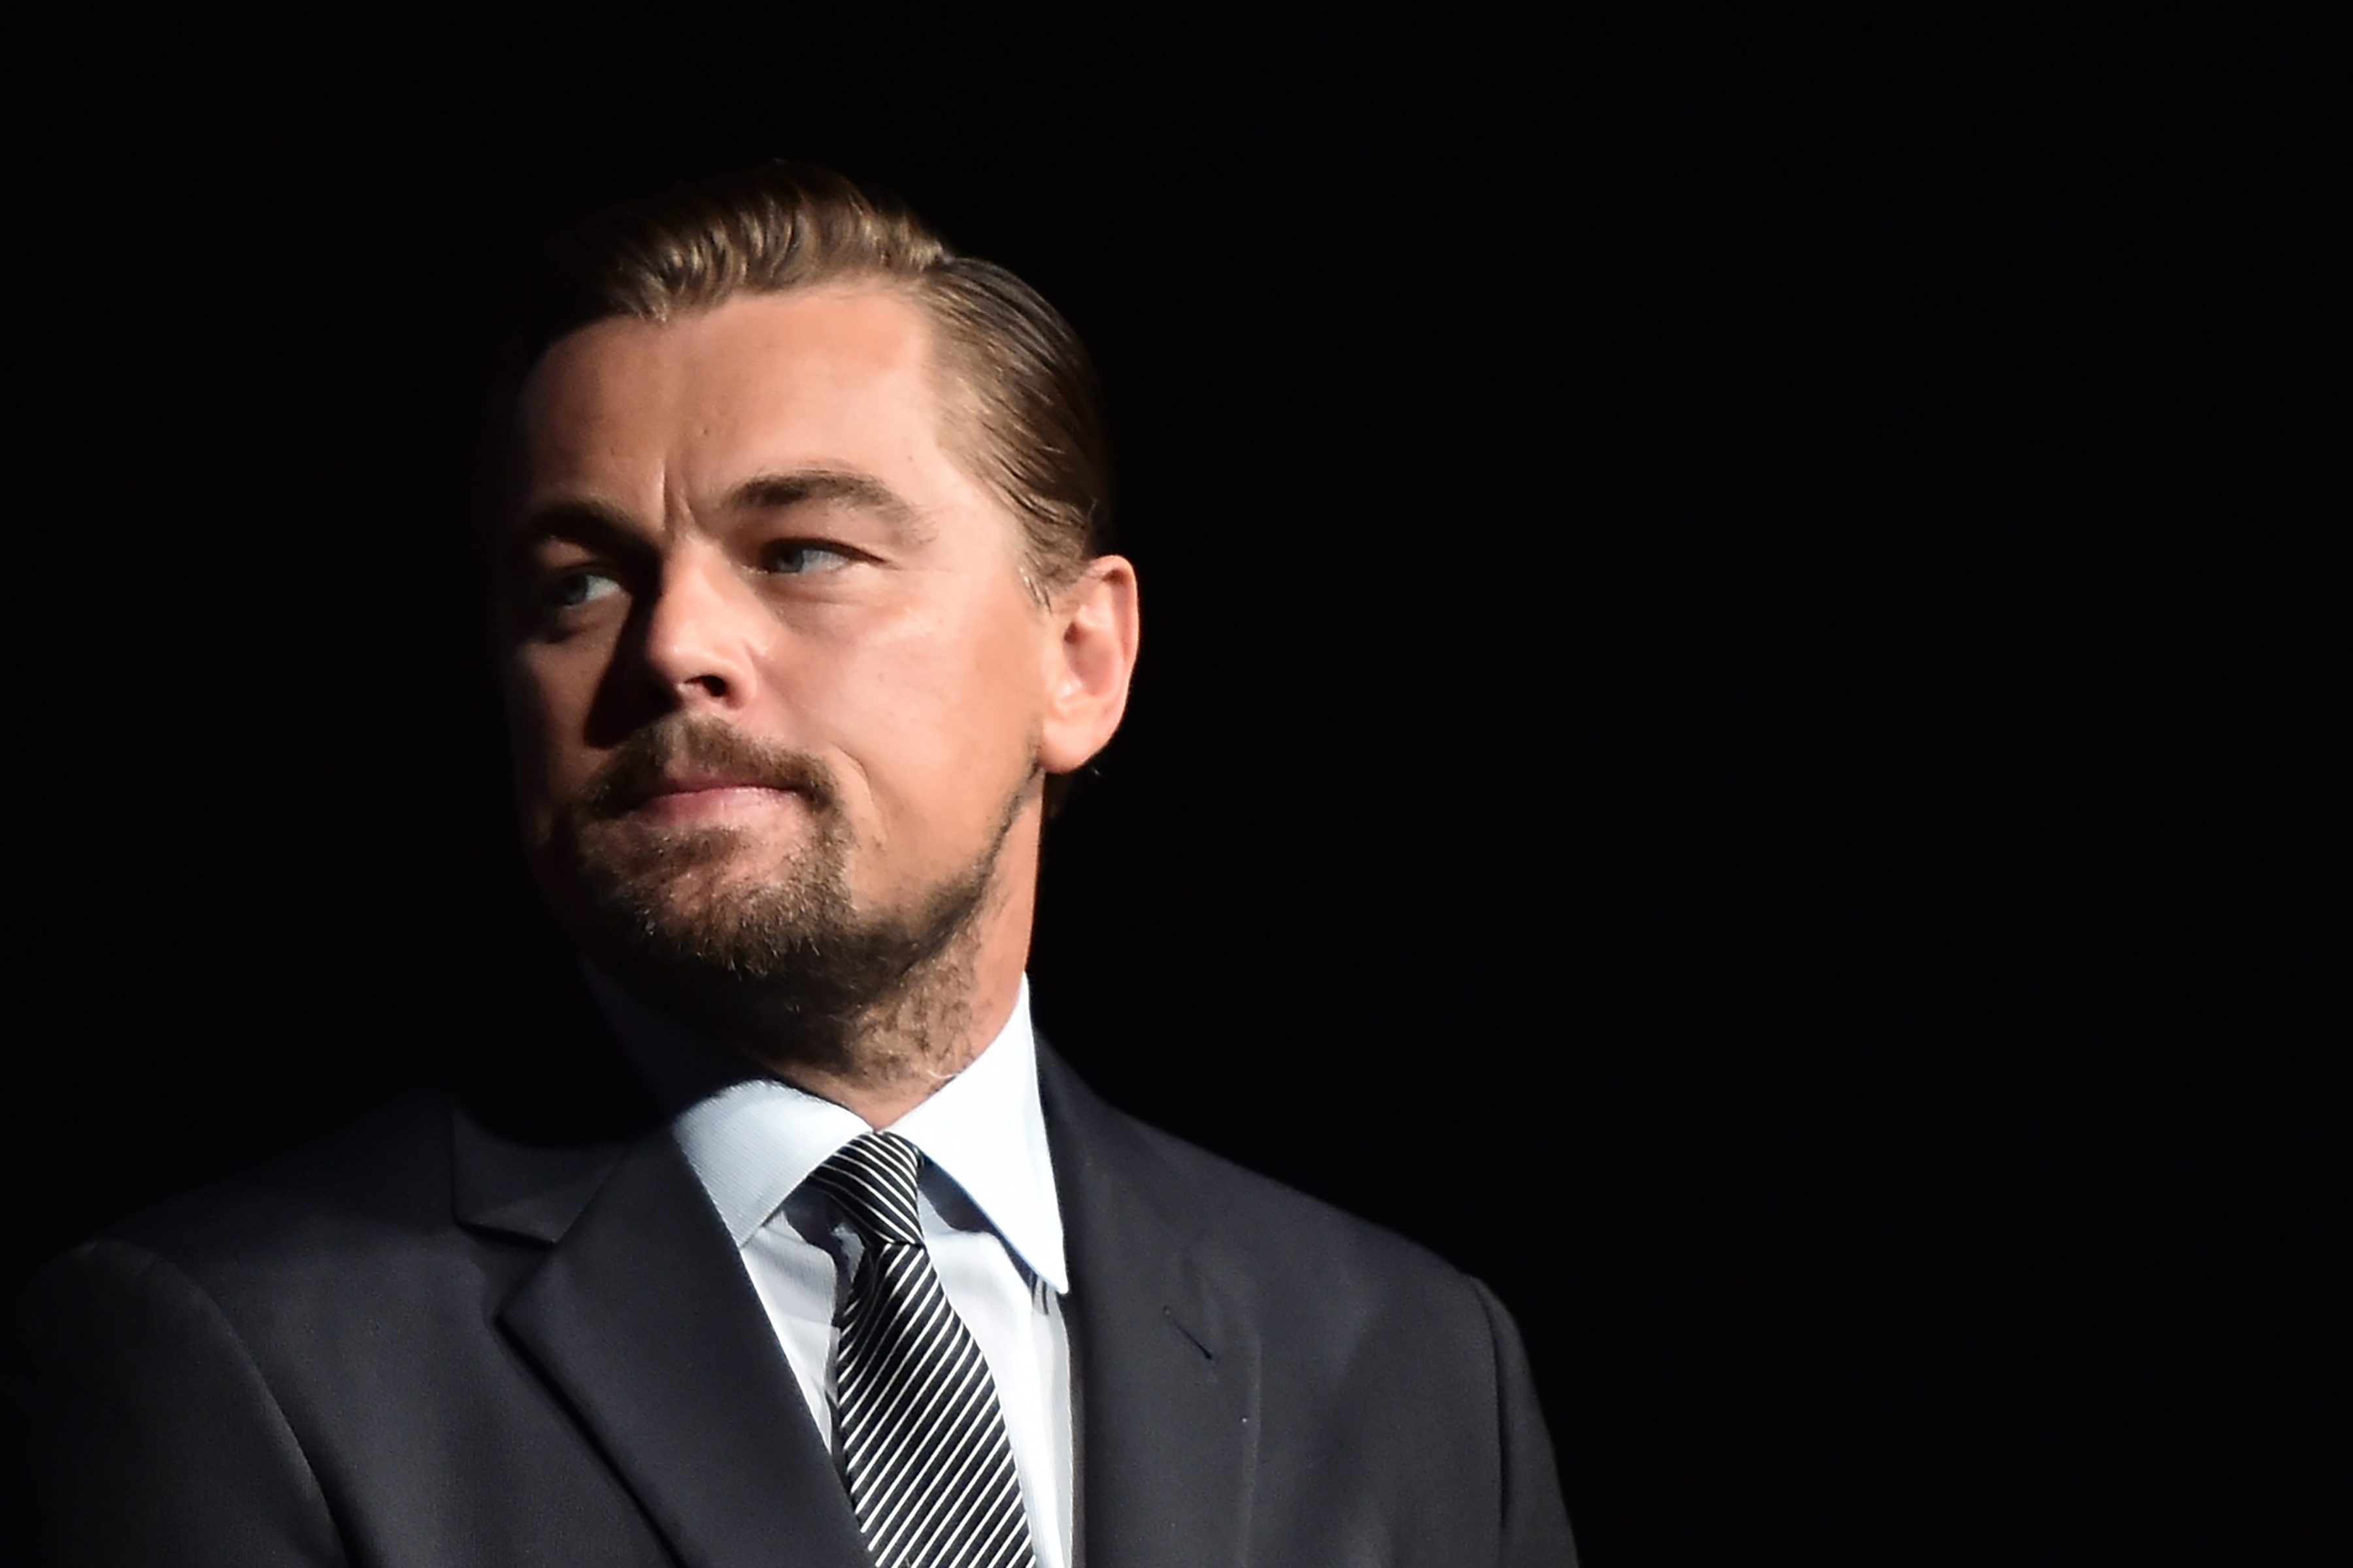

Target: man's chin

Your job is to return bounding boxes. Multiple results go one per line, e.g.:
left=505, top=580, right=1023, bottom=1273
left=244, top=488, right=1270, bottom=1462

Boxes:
left=550, top=845, right=994, bottom=1057
left=574, top=816, right=756, bottom=878
left=565, top=859, right=845, bottom=967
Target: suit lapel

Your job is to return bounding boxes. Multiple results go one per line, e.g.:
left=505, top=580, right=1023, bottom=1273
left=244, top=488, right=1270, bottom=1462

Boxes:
left=1041, top=1051, right=1262, bottom=1568
left=470, top=1118, right=870, bottom=1568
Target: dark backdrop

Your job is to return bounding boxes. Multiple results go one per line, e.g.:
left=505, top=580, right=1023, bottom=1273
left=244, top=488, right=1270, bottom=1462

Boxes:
left=8, top=25, right=2324, bottom=1567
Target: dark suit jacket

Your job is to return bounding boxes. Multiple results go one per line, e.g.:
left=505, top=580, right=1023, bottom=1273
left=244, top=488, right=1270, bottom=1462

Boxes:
left=16, top=1037, right=1574, bottom=1566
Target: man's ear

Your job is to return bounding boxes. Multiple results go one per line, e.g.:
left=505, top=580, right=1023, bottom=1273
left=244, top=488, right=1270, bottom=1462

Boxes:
left=1038, top=555, right=1140, bottom=775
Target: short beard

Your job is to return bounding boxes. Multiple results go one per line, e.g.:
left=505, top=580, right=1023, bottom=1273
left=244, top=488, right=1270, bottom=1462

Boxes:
left=538, top=716, right=1029, bottom=1081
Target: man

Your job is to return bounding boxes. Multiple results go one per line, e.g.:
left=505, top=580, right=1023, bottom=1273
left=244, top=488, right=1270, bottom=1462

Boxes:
left=16, top=165, right=1575, bottom=1566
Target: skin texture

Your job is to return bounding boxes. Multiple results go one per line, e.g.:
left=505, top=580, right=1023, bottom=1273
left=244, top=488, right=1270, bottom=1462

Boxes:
left=499, top=287, right=1139, bottom=1126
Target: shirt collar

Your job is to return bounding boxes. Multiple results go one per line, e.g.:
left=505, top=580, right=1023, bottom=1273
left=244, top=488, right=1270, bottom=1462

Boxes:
left=592, top=968, right=1068, bottom=1296
left=891, top=982, right=1067, bottom=1294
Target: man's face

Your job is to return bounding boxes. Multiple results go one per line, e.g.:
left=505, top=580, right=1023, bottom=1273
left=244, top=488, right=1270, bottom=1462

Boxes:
left=499, top=288, right=1067, bottom=1021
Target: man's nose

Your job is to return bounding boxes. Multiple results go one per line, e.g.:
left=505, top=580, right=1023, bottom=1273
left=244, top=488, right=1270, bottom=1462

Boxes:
left=635, top=550, right=765, bottom=708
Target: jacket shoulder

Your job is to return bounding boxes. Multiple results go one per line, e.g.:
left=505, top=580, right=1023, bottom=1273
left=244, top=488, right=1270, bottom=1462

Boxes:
left=1039, top=1053, right=1579, bottom=1564
left=1126, top=1112, right=1474, bottom=1292
left=1041, top=1050, right=1515, bottom=1362
left=84, top=1094, right=461, bottom=1288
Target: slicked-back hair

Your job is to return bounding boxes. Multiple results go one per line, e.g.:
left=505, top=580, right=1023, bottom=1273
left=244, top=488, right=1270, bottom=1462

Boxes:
left=498, top=163, right=1114, bottom=594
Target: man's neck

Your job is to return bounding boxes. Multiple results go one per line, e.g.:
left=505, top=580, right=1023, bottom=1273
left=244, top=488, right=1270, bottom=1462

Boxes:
left=585, top=946, right=1028, bottom=1129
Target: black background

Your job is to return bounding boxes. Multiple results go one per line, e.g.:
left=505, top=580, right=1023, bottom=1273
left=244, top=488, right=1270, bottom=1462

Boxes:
left=7, top=20, right=2329, bottom=1567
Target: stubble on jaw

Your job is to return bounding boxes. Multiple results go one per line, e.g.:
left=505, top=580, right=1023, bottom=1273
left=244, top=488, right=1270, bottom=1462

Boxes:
left=538, top=716, right=1032, bottom=1103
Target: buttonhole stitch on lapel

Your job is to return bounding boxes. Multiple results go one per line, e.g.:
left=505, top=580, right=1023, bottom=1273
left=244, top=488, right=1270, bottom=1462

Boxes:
left=1162, top=1305, right=1214, bottom=1363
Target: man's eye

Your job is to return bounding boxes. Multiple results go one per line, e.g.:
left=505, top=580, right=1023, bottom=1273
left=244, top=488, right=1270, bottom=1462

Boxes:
left=544, top=569, right=620, bottom=610
left=765, top=541, right=856, bottom=576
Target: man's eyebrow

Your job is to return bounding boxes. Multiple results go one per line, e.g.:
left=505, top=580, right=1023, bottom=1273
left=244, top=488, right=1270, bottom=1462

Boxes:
left=501, top=470, right=931, bottom=559
left=730, top=469, right=932, bottom=542
left=501, top=497, right=644, bottom=560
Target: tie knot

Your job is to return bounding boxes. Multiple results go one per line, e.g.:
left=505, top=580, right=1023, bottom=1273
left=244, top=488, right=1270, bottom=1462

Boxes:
left=806, top=1131, right=926, bottom=1246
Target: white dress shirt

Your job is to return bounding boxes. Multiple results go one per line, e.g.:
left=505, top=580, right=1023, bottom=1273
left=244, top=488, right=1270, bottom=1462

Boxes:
left=588, top=970, right=1075, bottom=1568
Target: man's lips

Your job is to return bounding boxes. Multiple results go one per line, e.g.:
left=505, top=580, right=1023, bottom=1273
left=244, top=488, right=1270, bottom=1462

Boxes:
left=622, top=775, right=805, bottom=819
left=644, top=771, right=788, bottom=798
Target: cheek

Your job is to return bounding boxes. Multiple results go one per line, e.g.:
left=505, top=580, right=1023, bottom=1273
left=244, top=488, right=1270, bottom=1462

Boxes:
left=501, top=658, right=585, bottom=814
left=832, top=616, right=1044, bottom=820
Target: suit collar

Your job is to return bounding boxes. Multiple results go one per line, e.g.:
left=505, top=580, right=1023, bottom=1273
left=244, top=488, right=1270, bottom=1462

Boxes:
left=1039, top=1046, right=1263, bottom=1568
left=450, top=1108, right=628, bottom=1243
left=490, top=1121, right=872, bottom=1568
left=445, top=959, right=870, bottom=1568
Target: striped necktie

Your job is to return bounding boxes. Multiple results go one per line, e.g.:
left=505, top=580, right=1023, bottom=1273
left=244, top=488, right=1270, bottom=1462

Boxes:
left=806, top=1131, right=1039, bottom=1568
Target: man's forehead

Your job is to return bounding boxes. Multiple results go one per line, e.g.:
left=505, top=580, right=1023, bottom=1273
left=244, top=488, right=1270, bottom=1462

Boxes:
left=503, top=287, right=1024, bottom=564
left=516, top=292, right=966, bottom=487
left=520, top=287, right=944, bottom=428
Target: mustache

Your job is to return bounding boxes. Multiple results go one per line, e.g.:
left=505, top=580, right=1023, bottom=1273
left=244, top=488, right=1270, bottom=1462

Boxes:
left=582, top=719, right=841, bottom=820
